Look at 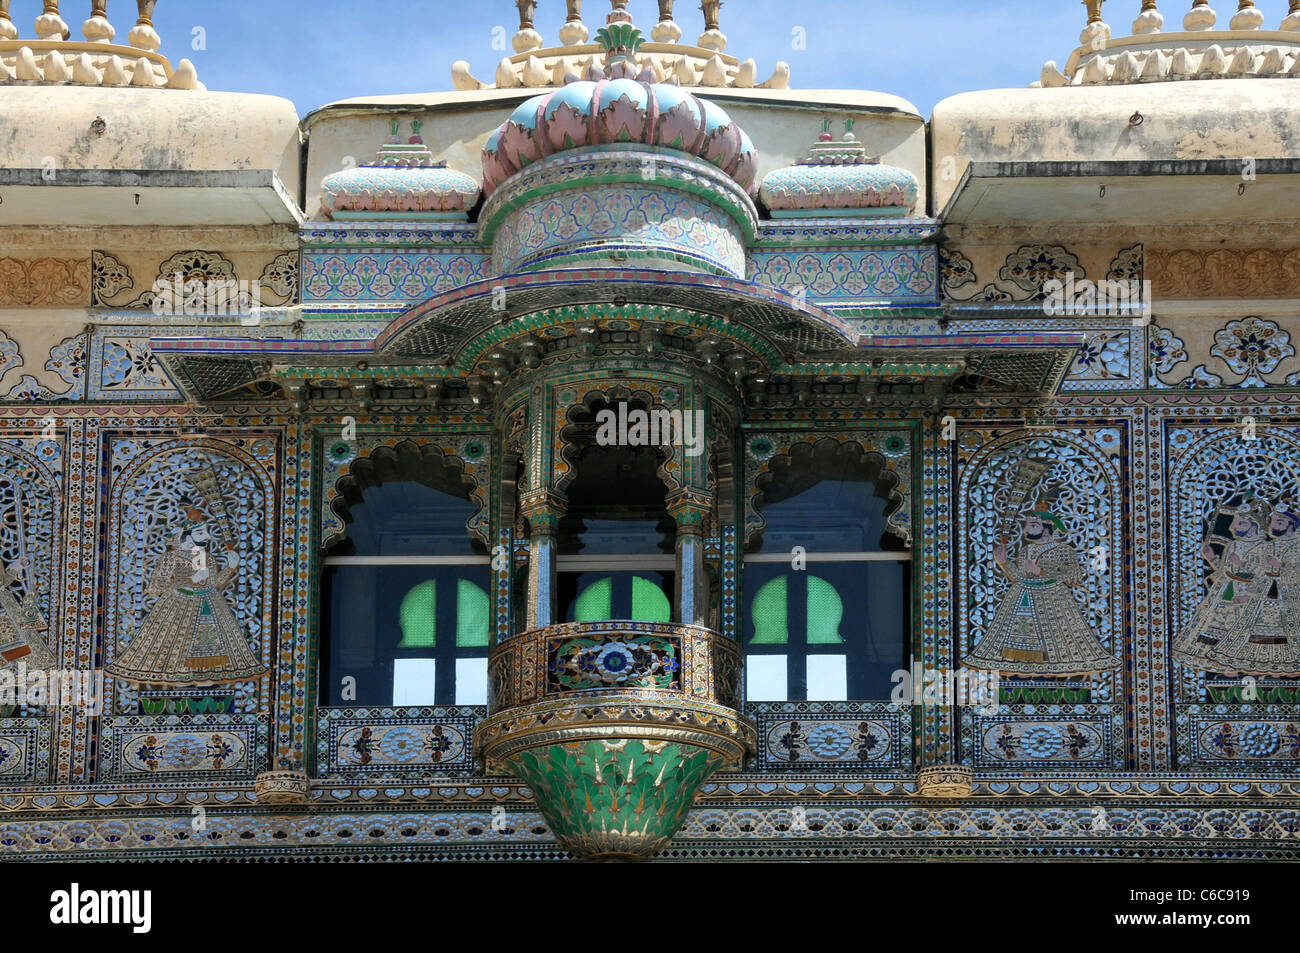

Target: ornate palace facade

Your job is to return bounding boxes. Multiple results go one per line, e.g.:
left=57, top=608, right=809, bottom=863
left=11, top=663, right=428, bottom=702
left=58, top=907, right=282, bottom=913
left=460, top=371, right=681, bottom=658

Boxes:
left=1, top=0, right=1299, bottom=861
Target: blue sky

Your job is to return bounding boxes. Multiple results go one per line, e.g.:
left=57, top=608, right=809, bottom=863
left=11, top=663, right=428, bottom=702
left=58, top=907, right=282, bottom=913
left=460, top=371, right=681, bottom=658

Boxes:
left=142, top=1, right=1135, bottom=117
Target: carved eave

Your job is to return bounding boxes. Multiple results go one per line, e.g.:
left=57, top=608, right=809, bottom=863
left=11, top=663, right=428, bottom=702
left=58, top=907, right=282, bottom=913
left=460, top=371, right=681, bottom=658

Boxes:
left=376, top=269, right=859, bottom=360
left=856, top=331, right=1084, bottom=397
left=941, top=159, right=1300, bottom=228
left=152, top=331, right=1082, bottom=407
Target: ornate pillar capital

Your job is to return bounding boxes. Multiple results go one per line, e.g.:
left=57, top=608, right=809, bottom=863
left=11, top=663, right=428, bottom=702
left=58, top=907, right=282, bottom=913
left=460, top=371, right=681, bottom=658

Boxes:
left=666, top=488, right=713, bottom=536
left=519, top=489, right=567, bottom=528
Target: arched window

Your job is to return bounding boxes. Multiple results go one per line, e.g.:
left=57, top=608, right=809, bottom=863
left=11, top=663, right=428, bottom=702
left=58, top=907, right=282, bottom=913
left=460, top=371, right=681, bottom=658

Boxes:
left=320, top=445, right=490, bottom=707
left=744, top=440, right=910, bottom=702
left=554, top=405, right=677, bottom=623
left=571, top=574, right=672, bottom=623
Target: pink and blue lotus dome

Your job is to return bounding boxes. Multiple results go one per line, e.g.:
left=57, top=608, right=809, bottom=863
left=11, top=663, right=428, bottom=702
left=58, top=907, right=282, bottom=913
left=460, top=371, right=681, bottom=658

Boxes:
left=482, top=77, right=758, bottom=196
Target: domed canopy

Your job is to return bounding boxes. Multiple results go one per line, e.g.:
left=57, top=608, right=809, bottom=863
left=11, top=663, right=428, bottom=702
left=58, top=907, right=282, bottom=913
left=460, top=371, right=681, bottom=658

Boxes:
left=760, top=121, right=919, bottom=217
left=482, top=76, right=757, bottom=196
left=322, top=120, right=481, bottom=221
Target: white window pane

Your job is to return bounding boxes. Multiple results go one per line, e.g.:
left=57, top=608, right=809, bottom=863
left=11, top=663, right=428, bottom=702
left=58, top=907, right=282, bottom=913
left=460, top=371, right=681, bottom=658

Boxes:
left=747, top=655, right=787, bottom=702
left=806, top=655, right=847, bottom=701
left=456, top=657, right=488, bottom=706
left=393, top=658, right=436, bottom=706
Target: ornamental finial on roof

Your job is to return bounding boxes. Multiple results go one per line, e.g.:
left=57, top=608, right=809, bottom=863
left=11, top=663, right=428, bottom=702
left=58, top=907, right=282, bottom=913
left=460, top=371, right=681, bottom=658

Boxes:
left=1229, top=0, right=1264, bottom=31
left=1039, top=0, right=1300, bottom=86
left=699, top=0, right=725, bottom=51
left=1286, top=1, right=1300, bottom=31
left=595, top=17, right=645, bottom=78
left=0, top=0, right=200, bottom=88
left=0, top=2, right=17, bottom=41
left=1079, top=0, right=1110, bottom=48
left=454, top=0, right=788, bottom=90
left=652, top=0, right=680, bottom=42
left=1184, top=0, right=1216, bottom=30
left=514, top=0, right=543, bottom=52
left=1132, top=1, right=1162, bottom=35
left=559, top=0, right=588, bottom=45
left=83, top=0, right=114, bottom=42
left=130, top=0, right=160, bottom=51
left=35, top=1, right=70, bottom=40
left=607, top=0, right=632, bottom=25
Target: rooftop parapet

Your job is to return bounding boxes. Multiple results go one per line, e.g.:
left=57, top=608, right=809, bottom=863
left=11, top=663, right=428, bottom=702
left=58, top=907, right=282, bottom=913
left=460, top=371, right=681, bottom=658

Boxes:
left=452, top=0, right=790, bottom=93
left=1039, top=0, right=1300, bottom=86
left=0, top=0, right=199, bottom=89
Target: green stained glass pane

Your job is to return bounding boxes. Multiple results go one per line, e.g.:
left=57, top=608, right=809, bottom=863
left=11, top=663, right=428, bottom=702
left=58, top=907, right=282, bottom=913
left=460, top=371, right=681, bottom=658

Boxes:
left=574, top=577, right=613, bottom=622
left=750, top=576, right=788, bottom=644
left=398, top=580, right=437, bottom=648
left=631, top=575, right=671, bottom=623
left=456, top=579, right=491, bottom=647
left=806, top=575, right=845, bottom=644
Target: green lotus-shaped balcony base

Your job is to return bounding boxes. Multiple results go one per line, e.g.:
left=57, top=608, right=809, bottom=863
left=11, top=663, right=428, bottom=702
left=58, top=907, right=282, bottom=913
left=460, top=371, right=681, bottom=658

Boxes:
left=477, top=622, right=756, bottom=860
left=503, top=737, right=723, bottom=861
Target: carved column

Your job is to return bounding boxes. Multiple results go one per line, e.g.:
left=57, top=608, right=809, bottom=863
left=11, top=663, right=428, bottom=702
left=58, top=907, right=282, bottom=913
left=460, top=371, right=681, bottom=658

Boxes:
left=519, top=490, right=564, bottom=629
left=668, top=490, right=712, bottom=628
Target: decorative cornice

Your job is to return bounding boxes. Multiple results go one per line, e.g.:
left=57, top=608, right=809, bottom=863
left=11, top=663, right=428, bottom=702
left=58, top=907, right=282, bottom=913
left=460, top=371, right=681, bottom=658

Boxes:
left=0, top=256, right=88, bottom=307
left=1147, top=247, right=1300, bottom=298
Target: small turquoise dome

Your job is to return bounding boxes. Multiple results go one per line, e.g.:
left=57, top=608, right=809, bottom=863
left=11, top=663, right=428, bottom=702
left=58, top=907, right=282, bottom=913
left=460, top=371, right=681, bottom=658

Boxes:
left=322, top=121, right=481, bottom=221
left=760, top=126, right=919, bottom=218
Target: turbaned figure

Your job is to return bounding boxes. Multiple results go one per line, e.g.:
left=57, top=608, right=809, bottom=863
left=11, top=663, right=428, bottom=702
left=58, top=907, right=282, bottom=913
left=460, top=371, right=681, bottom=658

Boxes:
left=105, top=506, right=267, bottom=686
left=1173, top=498, right=1300, bottom=677
left=965, top=501, right=1119, bottom=677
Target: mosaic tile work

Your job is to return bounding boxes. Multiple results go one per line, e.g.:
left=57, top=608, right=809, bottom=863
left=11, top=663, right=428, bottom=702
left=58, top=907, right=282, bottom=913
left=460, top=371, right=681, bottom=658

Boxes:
left=1163, top=413, right=1300, bottom=767
left=1, top=796, right=1295, bottom=861
left=955, top=424, right=1130, bottom=770
left=99, top=714, right=268, bottom=780
left=1181, top=711, right=1300, bottom=766
left=491, top=182, right=748, bottom=278
left=317, top=706, right=482, bottom=780
left=302, top=250, right=489, bottom=303
left=749, top=703, right=911, bottom=770
left=748, top=246, right=938, bottom=306
left=972, top=716, right=1111, bottom=768
left=0, top=718, right=52, bottom=784
left=744, top=429, right=913, bottom=547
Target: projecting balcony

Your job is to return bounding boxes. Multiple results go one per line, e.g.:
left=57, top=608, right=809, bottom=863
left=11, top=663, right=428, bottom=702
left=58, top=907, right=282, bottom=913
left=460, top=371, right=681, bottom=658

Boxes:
left=474, top=620, right=755, bottom=861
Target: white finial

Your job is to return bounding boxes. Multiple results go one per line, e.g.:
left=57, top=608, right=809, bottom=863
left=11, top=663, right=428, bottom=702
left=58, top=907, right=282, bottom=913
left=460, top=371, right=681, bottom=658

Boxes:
left=653, top=0, right=682, bottom=42
left=1184, top=0, right=1216, bottom=30
left=1228, top=0, right=1263, bottom=30
left=559, top=0, right=588, bottom=45
left=35, top=2, right=70, bottom=40
left=0, top=0, right=19, bottom=40
left=128, top=0, right=161, bottom=51
left=1079, top=1, right=1109, bottom=47
left=698, top=0, right=726, bottom=52
left=1284, top=1, right=1300, bottom=31
left=82, top=0, right=115, bottom=42
left=513, top=0, right=543, bottom=53
left=1132, top=0, right=1163, bottom=34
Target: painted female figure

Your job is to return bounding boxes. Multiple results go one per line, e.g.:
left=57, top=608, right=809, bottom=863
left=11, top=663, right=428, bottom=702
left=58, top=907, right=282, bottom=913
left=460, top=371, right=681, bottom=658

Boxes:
left=0, top=557, right=55, bottom=671
left=965, top=507, right=1119, bottom=677
left=1172, top=500, right=1296, bottom=675
left=105, top=508, right=268, bottom=686
left=1274, top=501, right=1300, bottom=640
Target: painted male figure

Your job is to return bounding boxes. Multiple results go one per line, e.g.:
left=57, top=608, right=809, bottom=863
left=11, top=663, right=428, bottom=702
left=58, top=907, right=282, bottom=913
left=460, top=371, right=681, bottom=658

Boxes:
left=106, top=509, right=268, bottom=686
left=966, top=508, right=1119, bottom=677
